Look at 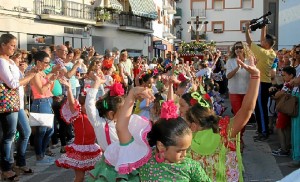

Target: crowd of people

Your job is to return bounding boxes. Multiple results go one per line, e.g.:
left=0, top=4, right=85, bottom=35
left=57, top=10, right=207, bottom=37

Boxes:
left=0, top=21, right=299, bottom=182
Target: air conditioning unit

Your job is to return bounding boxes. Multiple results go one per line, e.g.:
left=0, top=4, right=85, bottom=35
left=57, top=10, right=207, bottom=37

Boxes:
left=213, top=29, right=223, bottom=33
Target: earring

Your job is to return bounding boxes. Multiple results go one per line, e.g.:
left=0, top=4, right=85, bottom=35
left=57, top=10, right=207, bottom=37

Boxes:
left=155, top=151, right=164, bottom=163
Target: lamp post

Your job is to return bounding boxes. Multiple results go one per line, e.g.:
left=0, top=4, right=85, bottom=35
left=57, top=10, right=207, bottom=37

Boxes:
left=187, top=16, right=208, bottom=42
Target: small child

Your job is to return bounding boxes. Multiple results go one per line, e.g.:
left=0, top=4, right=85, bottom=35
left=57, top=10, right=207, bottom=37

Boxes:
left=271, top=66, right=296, bottom=157
left=56, top=79, right=102, bottom=182
left=85, top=73, right=125, bottom=151
left=87, top=87, right=211, bottom=181
left=207, top=82, right=226, bottom=116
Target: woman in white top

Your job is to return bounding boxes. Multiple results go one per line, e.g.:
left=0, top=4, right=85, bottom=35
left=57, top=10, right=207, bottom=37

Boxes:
left=0, top=34, right=36, bottom=181
left=225, top=41, right=251, bottom=114
left=225, top=41, right=252, bottom=148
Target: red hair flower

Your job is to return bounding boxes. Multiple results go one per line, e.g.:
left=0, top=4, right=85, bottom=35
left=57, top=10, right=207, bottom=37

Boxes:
left=102, top=58, right=113, bottom=70
left=178, top=73, right=187, bottom=82
left=190, top=98, right=198, bottom=106
left=109, top=83, right=124, bottom=96
left=160, top=100, right=178, bottom=120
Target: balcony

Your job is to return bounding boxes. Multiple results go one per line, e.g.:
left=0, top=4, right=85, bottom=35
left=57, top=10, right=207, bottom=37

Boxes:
left=174, top=31, right=182, bottom=42
left=119, top=13, right=153, bottom=34
left=163, top=0, right=176, bottom=13
left=191, top=9, right=206, bottom=19
left=34, top=0, right=95, bottom=25
left=95, top=7, right=120, bottom=28
left=174, top=8, right=182, bottom=19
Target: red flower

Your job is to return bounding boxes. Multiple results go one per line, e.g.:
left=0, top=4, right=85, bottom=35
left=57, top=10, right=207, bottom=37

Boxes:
left=102, top=58, right=113, bottom=70
left=178, top=73, right=186, bottom=82
left=203, top=93, right=210, bottom=101
left=160, top=100, right=178, bottom=120
left=109, top=83, right=124, bottom=96
left=190, top=98, right=198, bottom=106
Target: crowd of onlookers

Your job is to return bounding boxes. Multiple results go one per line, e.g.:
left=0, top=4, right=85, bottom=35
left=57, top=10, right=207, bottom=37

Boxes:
left=0, top=21, right=299, bottom=182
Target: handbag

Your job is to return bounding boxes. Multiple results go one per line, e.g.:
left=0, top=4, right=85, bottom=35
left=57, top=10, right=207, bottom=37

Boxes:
left=0, top=83, right=20, bottom=113
left=28, top=95, right=54, bottom=128
left=29, top=112, right=54, bottom=128
left=276, top=93, right=299, bottom=117
left=127, top=75, right=133, bottom=86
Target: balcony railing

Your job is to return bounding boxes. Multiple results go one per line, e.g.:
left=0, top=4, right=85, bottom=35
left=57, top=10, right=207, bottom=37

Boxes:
left=119, top=13, right=152, bottom=30
left=34, top=0, right=95, bottom=20
left=176, top=31, right=182, bottom=39
left=95, top=7, right=119, bottom=24
left=174, top=8, right=182, bottom=17
left=191, top=9, right=206, bottom=18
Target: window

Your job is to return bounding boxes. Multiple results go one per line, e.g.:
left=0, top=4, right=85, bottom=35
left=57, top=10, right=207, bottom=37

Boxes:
left=242, top=0, right=253, bottom=9
left=191, top=1, right=206, bottom=17
left=212, top=21, right=224, bottom=33
left=158, top=8, right=162, bottom=24
left=240, top=20, right=249, bottom=33
left=213, top=0, right=224, bottom=10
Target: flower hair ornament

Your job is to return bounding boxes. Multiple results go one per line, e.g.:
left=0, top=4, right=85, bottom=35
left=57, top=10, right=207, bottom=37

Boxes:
left=190, top=92, right=210, bottom=108
left=160, top=100, right=178, bottom=120
left=102, top=58, right=113, bottom=70
left=80, top=90, right=87, bottom=96
left=108, top=83, right=125, bottom=96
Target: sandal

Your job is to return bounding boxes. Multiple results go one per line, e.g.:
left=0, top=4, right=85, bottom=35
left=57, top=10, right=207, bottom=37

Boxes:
left=13, top=166, right=34, bottom=175
left=45, top=150, right=56, bottom=157
left=1, top=171, right=19, bottom=181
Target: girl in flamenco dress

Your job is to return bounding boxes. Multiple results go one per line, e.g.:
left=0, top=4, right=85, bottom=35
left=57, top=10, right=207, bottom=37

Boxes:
left=55, top=79, right=102, bottom=182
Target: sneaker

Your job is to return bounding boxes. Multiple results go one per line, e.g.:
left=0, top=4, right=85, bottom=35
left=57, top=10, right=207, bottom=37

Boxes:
left=271, top=148, right=282, bottom=153
left=36, top=158, right=54, bottom=166
left=67, top=138, right=74, bottom=145
left=272, top=150, right=289, bottom=157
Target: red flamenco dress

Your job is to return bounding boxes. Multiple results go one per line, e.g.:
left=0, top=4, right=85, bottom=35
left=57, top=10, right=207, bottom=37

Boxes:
left=56, top=100, right=102, bottom=171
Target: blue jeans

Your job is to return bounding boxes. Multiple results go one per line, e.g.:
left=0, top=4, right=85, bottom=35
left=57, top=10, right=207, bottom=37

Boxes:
left=0, top=112, right=18, bottom=171
left=16, top=109, right=31, bottom=167
left=31, top=98, right=54, bottom=157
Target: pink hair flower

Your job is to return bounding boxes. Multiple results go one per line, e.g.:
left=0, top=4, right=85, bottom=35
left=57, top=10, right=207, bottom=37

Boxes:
left=160, top=100, right=178, bottom=120
left=109, top=83, right=125, bottom=96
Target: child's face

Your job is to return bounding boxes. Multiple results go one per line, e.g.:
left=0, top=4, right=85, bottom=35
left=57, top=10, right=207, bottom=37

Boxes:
left=162, top=133, right=192, bottom=163
left=282, top=71, right=294, bottom=82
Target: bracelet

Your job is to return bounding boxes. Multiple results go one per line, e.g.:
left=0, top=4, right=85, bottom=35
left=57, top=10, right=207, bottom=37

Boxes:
left=250, top=75, right=260, bottom=79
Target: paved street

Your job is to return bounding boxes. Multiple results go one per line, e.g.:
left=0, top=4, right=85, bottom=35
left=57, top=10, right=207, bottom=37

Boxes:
left=17, top=99, right=299, bottom=182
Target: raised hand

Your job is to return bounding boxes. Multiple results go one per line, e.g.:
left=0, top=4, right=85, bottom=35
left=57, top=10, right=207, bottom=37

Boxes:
left=132, top=87, right=155, bottom=102
left=59, top=78, right=71, bottom=88
left=237, top=56, right=260, bottom=76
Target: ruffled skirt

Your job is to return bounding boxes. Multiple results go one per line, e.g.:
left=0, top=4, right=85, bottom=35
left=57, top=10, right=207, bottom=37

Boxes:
left=56, top=143, right=102, bottom=171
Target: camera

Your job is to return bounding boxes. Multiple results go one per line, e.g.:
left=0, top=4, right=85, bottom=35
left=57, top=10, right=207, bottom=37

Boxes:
left=250, top=11, right=272, bottom=31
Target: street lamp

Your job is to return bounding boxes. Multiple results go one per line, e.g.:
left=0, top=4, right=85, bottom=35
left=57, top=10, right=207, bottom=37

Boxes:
left=187, top=16, right=208, bottom=42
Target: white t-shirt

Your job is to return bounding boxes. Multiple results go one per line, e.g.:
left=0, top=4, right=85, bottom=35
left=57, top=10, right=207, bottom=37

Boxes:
left=195, top=68, right=212, bottom=79
left=225, top=58, right=250, bottom=94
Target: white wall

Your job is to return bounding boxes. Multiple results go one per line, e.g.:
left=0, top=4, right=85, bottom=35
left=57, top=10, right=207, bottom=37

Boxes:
left=177, top=0, right=263, bottom=47
left=278, top=0, right=300, bottom=49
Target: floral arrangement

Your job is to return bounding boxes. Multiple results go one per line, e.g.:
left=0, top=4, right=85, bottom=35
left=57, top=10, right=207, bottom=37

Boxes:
left=160, top=100, right=178, bottom=120
left=109, top=83, right=124, bottom=96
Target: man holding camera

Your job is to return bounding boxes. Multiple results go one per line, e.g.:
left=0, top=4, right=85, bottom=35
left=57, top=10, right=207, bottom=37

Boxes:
left=245, top=21, right=276, bottom=141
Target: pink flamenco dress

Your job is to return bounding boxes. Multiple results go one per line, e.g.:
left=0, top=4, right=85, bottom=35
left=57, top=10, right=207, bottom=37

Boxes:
left=55, top=100, right=102, bottom=171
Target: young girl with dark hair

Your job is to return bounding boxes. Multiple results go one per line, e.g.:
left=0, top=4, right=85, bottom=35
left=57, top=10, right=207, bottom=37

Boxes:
left=85, top=72, right=125, bottom=151
left=56, top=79, right=101, bottom=182
left=87, top=86, right=211, bottom=181
left=182, top=58, right=260, bottom=181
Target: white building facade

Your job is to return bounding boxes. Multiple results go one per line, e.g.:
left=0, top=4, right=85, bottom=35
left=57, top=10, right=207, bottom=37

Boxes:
left=175, top=0, right=266, bottom=52
left=278, top=0, right=300, bottom=50
left=0, top=0, right=159, bottom=57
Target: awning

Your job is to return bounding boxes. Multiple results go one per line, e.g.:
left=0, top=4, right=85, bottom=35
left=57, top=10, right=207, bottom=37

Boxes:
left=129, top=0, right=158, bottom=19
left=110, top=0, right=123, bottom=11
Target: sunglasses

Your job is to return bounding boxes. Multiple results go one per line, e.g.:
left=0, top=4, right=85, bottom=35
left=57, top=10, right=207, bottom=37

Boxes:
left=235, top=46, right=244, bottom=50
